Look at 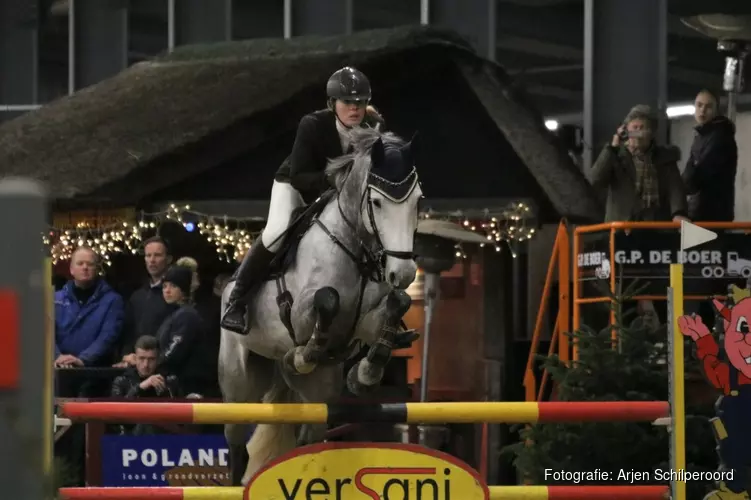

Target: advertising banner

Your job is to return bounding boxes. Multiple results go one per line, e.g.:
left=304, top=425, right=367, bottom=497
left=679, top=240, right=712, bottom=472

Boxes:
left=576, top=230, right=751, bottom=295
left=100, top=433, right=230, bottom=487
left=245, top=442, right=489, bottom=499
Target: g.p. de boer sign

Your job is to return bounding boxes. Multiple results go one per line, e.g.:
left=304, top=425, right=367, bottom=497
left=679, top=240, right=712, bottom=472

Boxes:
left=244, top=442, right=489, bottom=499
left=576, top=230, right=751, bottom=286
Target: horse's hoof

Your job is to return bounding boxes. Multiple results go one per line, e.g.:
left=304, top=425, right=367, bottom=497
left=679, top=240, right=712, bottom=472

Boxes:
left=386, top=289, right=412, bottom=320
left=393, top=329, right=420, bottom=349
left=346, top=364, right=377, bottom=396
left=282, top=349, right=299, bottom=375
left=294, top=346, right=317, bottom=374
left=314, top=286, right=340, bottom=329
left=283, top=348, right=316, bottom=375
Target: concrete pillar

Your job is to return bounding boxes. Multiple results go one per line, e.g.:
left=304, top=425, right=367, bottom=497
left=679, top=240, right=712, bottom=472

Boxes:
left=428, top=0, right=496, bottom=61
left=0, top=0, right=38, bottom=121
left=0, top=178, right=51, bottom=500
left=232, top=0, right=283, bottom=39
left=291, top=0, right=352, bottom=36
left=173, top=0, right=231, bottom=46
left=583, top=0, right=668, bottom=169
left=71, top=0, right=129, bottom=91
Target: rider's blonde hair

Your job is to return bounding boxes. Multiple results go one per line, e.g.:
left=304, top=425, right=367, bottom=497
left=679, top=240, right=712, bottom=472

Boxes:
left=366, top=105, right=381, bottom=119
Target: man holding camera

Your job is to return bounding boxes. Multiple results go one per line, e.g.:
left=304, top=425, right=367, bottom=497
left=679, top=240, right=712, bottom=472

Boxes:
left=587, top=105, right=688, bottom=328
left=588, top=104, right=688, bottom=224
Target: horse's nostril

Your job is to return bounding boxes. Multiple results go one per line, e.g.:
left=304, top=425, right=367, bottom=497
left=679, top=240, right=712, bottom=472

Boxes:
left=388, top=271, right=396, bottom=284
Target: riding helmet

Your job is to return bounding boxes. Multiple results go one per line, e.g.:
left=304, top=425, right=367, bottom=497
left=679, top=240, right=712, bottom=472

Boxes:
left=326, top=66, right=371, bottom=102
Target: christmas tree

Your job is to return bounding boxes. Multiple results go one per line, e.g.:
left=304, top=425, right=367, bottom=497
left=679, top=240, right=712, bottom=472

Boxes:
left=503, top=287, right=717, bottom=499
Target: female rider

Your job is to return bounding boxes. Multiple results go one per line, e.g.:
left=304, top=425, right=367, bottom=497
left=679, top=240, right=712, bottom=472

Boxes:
left=221, top=66, right=385, bottom=334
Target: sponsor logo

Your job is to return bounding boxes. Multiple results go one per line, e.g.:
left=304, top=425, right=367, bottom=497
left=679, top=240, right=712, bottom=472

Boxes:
left=101, top=434, right=230, bottom=487
left=244, top=442, right=489, bottom=500
left=121, top=447, right=228, bottom=468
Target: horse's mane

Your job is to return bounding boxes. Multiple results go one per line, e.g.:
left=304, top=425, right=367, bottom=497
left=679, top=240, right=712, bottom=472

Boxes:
left=325, top=127, right=406, bottom=192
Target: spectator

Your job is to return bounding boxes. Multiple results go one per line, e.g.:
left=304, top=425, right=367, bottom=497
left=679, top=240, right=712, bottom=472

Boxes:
left=177, top=257, right=223, bottom=382
left=175, top=256, right=200, bottom=300
left=111, top=335, right=180, bottom=399
left=156, top=263, right=216, bottom=397
left=587, top=105, right=688, bottom=328
left=682, top=89, right=738, bottom=222
left=115, top=236, right=175, bottom=366
left=588, top=104, right=688, bottom=223
left=682, top=90, right=738, bottom=325
left=111, top=335, right=180, bottom=435
left=55, top=247, right=124, bottom=372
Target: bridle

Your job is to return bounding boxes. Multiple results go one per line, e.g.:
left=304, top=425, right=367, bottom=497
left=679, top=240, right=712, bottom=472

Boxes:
left=306, top=145, right=419, bottom=355
left=313, top=160, right=418, bottom=282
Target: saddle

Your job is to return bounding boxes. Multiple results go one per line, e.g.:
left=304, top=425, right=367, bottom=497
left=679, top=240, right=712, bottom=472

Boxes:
left=267, top=188, right=336, bottom=278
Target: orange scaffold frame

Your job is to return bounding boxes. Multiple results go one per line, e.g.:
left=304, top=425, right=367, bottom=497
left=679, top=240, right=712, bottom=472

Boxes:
left=525, top=220, right=751, bottom=401
left=573, top=221, right=751, bottom=359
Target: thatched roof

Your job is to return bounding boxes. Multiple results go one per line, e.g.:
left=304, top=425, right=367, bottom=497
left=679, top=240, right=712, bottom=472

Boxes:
left=0, top=25, right=601, bottom=221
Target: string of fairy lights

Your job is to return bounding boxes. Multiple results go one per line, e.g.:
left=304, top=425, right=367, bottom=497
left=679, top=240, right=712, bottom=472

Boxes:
left=425, top=202, right=536, bottom=259
left=45, top=201, right=537, bottom=265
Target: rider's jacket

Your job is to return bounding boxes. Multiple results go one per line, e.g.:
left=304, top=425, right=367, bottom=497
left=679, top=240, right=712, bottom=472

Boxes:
left=275, top=108, right=385, bottom=204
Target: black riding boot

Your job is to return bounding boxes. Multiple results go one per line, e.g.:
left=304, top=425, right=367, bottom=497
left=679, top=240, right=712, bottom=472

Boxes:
left=221, top=239, right=276, bottom=334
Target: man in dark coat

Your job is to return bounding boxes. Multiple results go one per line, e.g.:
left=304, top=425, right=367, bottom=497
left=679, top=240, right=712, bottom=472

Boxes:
left=115, top=236, right=176, bottom=365
left=588, top=104, right=688, bottom=223
left=682, top=89, right=738, bottom=222
left=111, top=335, right=180, bottom=435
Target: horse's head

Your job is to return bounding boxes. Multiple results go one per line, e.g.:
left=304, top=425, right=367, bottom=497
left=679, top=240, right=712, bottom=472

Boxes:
left=326, top=128, right=422, bottom=289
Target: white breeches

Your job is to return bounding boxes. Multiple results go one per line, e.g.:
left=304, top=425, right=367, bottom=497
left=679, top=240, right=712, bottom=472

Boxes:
left=261, top=180, right=305, bottom=252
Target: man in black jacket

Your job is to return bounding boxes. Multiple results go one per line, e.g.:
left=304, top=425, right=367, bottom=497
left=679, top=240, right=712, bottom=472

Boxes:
left=682, top=89, right=738, bottom=222
left=111, top=335, right=180, bottom=435
left=221, top=66, right=385, bottom=334
left=115, top=236, right=176, bottom=366
left=111, top=335, right=181, bottom=399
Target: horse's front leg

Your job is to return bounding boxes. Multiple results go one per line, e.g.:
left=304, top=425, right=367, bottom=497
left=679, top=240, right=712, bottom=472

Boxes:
left=347, top=289, right=413, bottom=395
left=285, top=365, right=344, bottom=447
left=283, top=286, right=340, bottom=375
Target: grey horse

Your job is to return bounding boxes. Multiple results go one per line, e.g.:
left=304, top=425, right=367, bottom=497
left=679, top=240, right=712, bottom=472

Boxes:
left=218, top=127, right=423, bottom=485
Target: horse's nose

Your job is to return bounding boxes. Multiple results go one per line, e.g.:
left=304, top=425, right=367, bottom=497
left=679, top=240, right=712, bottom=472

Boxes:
left=388, top=271, right=397, bottom=286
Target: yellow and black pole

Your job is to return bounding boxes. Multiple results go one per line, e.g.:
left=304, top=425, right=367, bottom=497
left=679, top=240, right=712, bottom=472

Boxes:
left=668, top=220, right=718, bottom=500
left=668, top=262, right=686, bottom=500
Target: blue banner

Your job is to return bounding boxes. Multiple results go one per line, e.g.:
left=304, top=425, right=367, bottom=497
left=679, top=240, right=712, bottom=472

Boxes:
left=100, top=434, right=231, bottom=487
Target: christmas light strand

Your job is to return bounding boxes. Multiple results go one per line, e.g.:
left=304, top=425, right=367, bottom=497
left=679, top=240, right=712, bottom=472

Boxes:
left=422, top=201, right=536, bottom=259
left=45, top=201, right=536, bottom=264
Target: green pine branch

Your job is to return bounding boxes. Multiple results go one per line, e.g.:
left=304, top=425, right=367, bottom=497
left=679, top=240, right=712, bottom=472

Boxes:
left=503, top=282, right=716, bottom=498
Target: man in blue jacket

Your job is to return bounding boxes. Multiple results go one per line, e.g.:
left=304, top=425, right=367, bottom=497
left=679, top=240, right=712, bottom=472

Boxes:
left=55, top=247, right=124, bottom=369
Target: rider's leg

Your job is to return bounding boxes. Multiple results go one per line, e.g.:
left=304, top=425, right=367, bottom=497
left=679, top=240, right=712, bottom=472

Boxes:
left=221, top=181, right=304, bottom=334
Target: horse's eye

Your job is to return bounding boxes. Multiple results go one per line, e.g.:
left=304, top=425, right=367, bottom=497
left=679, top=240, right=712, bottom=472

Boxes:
left=372, top=199, right=382, bottom=209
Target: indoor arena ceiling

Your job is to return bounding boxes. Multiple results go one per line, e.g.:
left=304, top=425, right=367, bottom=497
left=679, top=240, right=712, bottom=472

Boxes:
left=38, top=0, right=749, bottom=117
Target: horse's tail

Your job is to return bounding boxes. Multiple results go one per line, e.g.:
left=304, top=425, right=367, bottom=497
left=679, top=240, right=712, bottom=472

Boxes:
left=242, top=365, right=296, bottom=485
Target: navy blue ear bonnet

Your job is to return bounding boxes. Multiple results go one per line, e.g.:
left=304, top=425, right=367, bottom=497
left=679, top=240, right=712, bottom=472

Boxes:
left=368, top=134, right=419, bottom=202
